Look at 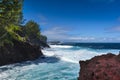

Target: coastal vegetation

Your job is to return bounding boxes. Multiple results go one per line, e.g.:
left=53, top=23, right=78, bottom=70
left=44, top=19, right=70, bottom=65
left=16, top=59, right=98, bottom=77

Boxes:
left=0, top=0, right=48, bottom=66
left=0, top=0, right=47, bottom=46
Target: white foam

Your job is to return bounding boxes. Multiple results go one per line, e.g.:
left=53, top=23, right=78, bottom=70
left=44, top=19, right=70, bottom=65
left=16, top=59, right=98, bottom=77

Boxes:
left=0, top=63, right=38, bottom=80
left=0, top=45, right=119, bottom=79
left=50, top=45, right=73, bottom=48
left=42, top=49, right=56, bottom=56
left=42, top=48, right=78, bottom=63
left=42, top=48, right=107, bottom=64
left=61, top=57, right=78, bottom=63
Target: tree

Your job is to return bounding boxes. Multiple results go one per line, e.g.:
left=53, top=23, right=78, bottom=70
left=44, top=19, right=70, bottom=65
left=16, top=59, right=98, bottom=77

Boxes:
left=0, top=0, right=24, bottom=46
left=40, top=35, right=47, bottom=42
left=0, top=0, right=23, bottom=26
left=0, top=0, right=47, bottom=46
left=25, top=20, right=41, bottom=39
left=24, top=20, right=47, bottom=45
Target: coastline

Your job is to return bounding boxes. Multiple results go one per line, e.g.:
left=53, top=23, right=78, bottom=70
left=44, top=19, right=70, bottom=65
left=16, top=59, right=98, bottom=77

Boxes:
left=78, top=53, right=120, bottom=80
left=0, top=44, right=120, bottom=79
left=0, top=40, right=50, bottom=66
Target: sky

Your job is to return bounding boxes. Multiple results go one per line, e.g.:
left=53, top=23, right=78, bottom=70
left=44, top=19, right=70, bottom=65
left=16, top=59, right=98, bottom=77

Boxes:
left=23, top=0, right=120, bottom=42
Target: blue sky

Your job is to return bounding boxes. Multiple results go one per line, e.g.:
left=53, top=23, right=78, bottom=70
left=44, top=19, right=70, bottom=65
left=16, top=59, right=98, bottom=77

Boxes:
left=23, top=0, right=120, bottom=42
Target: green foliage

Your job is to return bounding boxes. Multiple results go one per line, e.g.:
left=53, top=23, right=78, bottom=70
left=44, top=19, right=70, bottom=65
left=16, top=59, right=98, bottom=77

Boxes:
left=5, top=24, right=25, bottom=41
left=0, top=0, right=23, bottom=26
left=25, top=20, right=41, bottom=39
left=24, top=20, right=47, bottom=43
left=0, top=0, right=24, bottom=46
left=40, top=35, right=47, bottom=42
left=0, top=32, right=14, bottom=46
left=0, top=0, right=47, bottom=46
left=0, top=24, right=25, bottom=46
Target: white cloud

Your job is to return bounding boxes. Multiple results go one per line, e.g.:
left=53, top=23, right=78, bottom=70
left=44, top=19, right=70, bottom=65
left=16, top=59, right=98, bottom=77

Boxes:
left=69, top=37, right=95, bottom=41
left=42, top=27, right=97, bottom=42
left=42, top=26, right=120, bottom=42
left=108, top=26, right=120, bottom=32
left=42, top=27, right=70, bottom=41
left=117, top=17, right=120, bottom=21
left=38, top=14, right=48, bottom=25
left=39, top=15, right=47, bottom=21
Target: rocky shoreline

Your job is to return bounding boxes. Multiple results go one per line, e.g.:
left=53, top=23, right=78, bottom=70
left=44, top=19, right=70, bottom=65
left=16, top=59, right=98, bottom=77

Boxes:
left=0, top=40, right=47, bottom=66
left=78, top=53, right=120, bottom=80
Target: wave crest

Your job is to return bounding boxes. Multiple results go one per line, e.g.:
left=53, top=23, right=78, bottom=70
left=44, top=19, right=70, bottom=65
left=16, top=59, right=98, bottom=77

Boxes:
left=42, top=45, right=119, bottom=64
left=50, top=45, right=73, bottom=48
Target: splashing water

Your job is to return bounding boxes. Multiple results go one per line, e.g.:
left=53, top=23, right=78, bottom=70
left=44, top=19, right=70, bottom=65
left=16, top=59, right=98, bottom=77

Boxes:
left=0, top=44, right=119, bottom=80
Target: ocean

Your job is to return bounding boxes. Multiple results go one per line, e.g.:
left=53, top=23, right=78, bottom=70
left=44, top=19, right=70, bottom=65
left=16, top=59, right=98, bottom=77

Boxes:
left=0, top=43, right=120, bottom=80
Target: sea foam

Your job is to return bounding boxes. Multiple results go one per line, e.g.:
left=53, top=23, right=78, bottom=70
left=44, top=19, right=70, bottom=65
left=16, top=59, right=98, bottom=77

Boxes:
left=0, top=44, right=119, bottom=80
left=42, top=49, right=99, bottom=63
left=42, top=45, right=118, bottom=64
left=50, top=45, right=73, bottom=48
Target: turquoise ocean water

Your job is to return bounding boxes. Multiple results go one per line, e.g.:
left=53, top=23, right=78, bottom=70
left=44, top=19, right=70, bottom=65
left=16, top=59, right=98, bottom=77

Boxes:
left=0, top=44, right=120, bottom=80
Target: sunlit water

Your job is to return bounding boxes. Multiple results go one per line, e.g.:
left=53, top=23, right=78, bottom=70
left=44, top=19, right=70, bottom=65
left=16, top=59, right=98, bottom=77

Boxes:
left=0, top=44, right=119, bottom=80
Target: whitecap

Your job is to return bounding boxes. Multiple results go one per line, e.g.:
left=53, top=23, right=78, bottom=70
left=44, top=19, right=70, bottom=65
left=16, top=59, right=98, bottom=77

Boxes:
left=42, top=47, right=119, bottom=64
left=50, top=45, right=73, bottom=48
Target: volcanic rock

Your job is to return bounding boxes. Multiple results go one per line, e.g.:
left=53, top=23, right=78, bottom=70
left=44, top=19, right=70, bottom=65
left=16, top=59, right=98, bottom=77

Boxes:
left=78, top=53, right=120, bottom=80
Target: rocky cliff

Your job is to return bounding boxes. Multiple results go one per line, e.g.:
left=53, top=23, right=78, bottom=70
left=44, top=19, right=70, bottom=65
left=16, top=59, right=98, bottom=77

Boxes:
left=0, top=40, right=43, bottom=66
left=78, top=53, right=120, bottom=80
